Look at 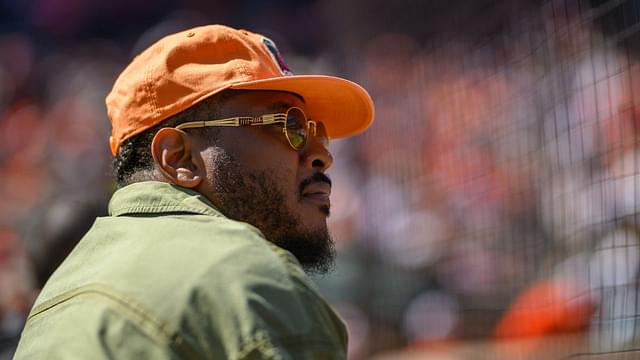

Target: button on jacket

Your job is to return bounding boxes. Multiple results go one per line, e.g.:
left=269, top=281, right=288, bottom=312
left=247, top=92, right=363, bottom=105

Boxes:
left=14, top=181, right=348, bottom=359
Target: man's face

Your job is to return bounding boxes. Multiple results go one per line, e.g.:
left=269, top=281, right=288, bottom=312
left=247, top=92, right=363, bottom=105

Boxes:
left=194, top=91, right=336, bottom=274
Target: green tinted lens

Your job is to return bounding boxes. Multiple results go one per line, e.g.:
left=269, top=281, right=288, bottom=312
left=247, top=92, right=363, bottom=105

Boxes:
left=285, top=108, right=307, bottom=149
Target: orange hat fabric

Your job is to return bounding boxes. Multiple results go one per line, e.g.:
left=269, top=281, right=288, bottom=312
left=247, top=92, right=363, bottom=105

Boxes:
left=106, top=24, right=375, bottom=155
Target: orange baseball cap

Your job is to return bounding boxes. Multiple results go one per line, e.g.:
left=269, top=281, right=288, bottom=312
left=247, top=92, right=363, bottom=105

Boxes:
left=106, top=24, right=375, bottom=155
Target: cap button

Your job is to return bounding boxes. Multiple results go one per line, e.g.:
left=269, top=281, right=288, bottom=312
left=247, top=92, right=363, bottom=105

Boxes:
left=187, top=32, right=195, bottom=37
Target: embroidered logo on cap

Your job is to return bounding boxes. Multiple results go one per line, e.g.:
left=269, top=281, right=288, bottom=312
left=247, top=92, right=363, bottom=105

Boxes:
left=262, top=37, right=293, bottom=76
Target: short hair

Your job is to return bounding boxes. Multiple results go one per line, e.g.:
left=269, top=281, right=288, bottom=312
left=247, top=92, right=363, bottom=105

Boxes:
left=112, top=90, right=241, bottom=187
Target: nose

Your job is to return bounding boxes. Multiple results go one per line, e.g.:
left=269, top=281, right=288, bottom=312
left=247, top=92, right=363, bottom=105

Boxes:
left=301, top=133, right=333, bottom=171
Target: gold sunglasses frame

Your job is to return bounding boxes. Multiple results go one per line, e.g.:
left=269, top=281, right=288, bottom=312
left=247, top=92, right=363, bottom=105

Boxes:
left=175, top=106, right=318, bottom=150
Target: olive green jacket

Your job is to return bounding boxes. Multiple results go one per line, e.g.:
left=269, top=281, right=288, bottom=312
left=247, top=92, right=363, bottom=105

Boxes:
left=14, top=181, right=347, bottom=359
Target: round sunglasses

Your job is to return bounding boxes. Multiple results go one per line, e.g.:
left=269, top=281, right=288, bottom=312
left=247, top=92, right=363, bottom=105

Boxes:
left=175, top=106, right=322, bottom=150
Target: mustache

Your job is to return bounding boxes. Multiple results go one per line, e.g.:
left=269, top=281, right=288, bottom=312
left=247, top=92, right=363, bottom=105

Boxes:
left=299, top=172, right=332, bottom=194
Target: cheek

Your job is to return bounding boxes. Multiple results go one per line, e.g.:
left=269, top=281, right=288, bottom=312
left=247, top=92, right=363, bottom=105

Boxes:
left=221, top=137, right=301, bottom=193
left=240, top=148, right=298, bottom=180
left=263, top=156, right=300, bottom=203
left=268, top=158, right=300, bottom=198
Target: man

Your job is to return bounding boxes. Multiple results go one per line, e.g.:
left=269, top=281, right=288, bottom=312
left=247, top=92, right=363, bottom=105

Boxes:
left=14, top=25, right=374, bottom=359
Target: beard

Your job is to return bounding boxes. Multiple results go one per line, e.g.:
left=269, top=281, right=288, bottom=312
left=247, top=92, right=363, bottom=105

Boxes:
left=207, top=150, right=335, bottom=274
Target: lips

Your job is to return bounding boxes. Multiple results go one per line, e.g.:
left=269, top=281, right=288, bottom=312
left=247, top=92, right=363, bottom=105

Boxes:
left=301, top=181, right=331, bottom=207
left=302, top=181, right=331, bottom=197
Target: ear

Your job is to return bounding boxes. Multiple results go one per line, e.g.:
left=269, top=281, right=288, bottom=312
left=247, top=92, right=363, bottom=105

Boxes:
left=151, top=128, right=203, bottom=188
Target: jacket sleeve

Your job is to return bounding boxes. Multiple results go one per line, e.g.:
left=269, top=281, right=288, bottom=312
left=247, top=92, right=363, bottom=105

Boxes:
left=15, top=225, right=348, bottom=360
left=177, top=232, right=349, bottom=360
left=14, top=297, right=181, bottom=360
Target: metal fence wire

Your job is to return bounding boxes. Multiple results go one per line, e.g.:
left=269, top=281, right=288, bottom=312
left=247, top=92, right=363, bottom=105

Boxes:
left=317, top=0, right=640, bottom=358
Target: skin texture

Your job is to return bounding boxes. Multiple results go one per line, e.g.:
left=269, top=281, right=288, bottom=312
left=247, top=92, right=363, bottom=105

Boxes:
left=150, top=91, right=336, bottom=273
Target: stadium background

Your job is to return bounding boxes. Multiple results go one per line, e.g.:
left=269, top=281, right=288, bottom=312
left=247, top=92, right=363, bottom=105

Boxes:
left=2, top=0, right=640, bottom=358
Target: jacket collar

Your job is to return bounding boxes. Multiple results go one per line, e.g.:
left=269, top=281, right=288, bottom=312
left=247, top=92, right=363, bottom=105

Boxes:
left=108, top=181, right=223, bottom=217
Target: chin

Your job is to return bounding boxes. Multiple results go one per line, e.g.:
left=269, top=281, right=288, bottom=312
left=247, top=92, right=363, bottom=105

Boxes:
left=298, top=199, right=330, bottom=218
left=298, top=208, right=330, bottom=231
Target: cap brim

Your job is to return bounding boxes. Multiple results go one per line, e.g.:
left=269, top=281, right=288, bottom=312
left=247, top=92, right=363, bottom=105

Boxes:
left=230, top=75, right=374, bottom=139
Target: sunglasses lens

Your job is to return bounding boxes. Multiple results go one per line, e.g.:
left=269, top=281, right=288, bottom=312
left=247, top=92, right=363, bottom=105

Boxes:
left=285, top=108, right=307, bottom=149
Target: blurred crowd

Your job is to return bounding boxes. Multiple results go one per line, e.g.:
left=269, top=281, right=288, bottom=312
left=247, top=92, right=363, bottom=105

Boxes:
left=3, top=0, right=640, bottom=358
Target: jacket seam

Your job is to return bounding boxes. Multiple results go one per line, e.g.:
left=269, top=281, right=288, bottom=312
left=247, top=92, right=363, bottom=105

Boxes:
left=27, top=284, right=200, bottom=358
left=112, top=204, right=221, bottom=217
